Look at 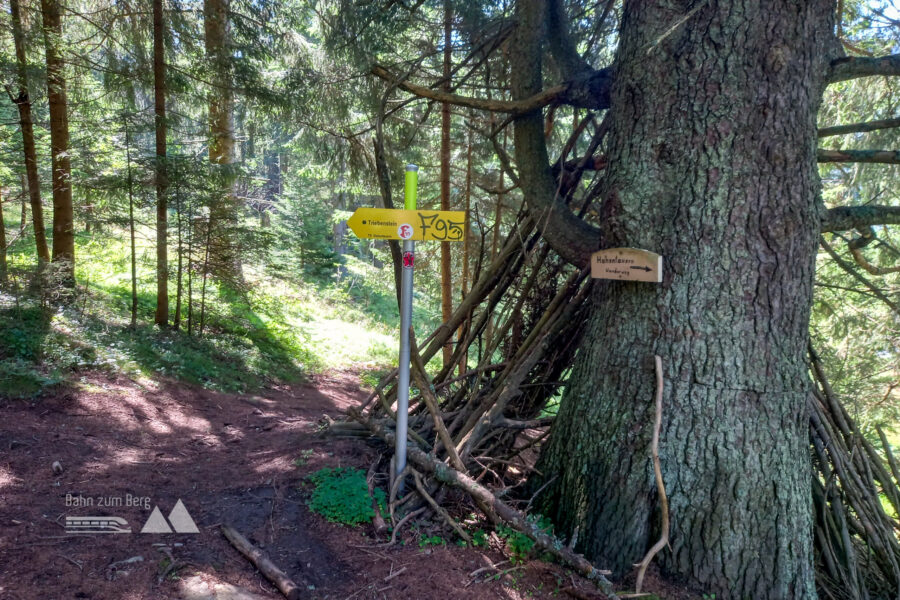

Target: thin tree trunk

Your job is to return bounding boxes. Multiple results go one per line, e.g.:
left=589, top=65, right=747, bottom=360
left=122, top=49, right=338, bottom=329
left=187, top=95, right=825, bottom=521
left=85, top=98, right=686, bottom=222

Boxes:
left=199, top=218, right=211, bottom=336
left=83, top=197, right=92, bottom=233
left=1, top=187, right=8, bottom=285
left=153, top=0, right=168, bottom=326
left=491, top=128, right=506, bottom=260
left=484, top=128, right=506, bottom=354
left=458, top=123, right=473, bottom=375
left=440, top=0, right=453, bottom=368
left=19, top=174, right=27, bottom=235
left=125, top=117, right=137, bottom=329
left=261, top=149, right=279, bottom=228
left=10, top=0, right=49, bottom=262
left=187, top=202, right=194, bottom=335
left=204, top=0, right=239, bottom=280
left=174, top=183, right=183, bottom=329
left=40, top=0, right=74, bottom=283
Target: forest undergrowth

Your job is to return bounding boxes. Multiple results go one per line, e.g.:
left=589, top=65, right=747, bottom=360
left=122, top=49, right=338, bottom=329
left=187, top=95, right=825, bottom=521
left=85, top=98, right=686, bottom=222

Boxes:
left=0, top=215, right=436, bottom=399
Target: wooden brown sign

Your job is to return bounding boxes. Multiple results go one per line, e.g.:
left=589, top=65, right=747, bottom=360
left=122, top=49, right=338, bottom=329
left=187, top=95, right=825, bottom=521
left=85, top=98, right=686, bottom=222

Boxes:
left=591, top=248, right=662, bottom=283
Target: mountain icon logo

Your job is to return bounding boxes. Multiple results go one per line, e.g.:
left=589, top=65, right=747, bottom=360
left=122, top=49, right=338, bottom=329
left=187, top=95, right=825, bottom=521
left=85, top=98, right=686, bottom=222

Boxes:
left=140, top=499, right=200, bottom=534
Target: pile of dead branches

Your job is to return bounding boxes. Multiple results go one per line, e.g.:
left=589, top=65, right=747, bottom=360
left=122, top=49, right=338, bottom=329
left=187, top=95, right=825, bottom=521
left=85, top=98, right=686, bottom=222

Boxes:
left=810, top=347, right=900, bottom=600
left=339, top=213, right=619, bottom=593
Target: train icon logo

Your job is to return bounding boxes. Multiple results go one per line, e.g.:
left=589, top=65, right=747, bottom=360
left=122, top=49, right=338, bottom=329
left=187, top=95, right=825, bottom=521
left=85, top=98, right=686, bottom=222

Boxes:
left=65, top=515, right=132, bottom=534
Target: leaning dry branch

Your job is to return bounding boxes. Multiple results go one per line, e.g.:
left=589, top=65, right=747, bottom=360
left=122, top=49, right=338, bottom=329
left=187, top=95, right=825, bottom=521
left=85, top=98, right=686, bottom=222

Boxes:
left=633, top=356, right=669, bottom=594
left=347, top=407, right=619, bottom=599
left=221, top=524, right=303, bottom=600
left=410, top=338, right=465, bottom=471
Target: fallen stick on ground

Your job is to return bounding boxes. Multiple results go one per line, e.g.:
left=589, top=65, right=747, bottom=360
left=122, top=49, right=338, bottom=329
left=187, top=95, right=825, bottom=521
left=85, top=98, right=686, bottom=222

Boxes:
left=221, top=524, right=303, bottom=600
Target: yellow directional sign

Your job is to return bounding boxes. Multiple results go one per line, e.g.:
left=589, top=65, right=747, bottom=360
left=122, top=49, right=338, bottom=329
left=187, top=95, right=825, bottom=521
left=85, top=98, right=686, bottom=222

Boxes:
left=347, top=208, right=466, bottom=241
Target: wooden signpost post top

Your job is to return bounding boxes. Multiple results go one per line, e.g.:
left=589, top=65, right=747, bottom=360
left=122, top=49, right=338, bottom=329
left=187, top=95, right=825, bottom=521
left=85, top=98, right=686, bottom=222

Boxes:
left=591, top=248, right=662, bottom=283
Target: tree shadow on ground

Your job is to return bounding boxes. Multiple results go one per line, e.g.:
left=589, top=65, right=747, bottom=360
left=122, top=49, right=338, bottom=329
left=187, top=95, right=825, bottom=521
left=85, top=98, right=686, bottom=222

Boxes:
left=0, top=372, right=369, bottom=600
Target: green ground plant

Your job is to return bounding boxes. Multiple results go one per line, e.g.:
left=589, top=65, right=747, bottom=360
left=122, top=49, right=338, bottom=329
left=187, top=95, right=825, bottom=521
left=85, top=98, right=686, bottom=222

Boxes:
left=496, top=514, right=554, bottom=564
left=306, top=467, right=386, bottom=526
left=418, top=534, right=446, bottom=548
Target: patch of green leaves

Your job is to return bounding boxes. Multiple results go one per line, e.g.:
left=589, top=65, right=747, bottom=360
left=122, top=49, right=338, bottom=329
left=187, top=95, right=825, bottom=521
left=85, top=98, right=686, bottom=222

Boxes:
left=418, top=534, right=446, bottom=548
left=496, top=514, right=554, bottom=564
left=470, top=528, right=488, bottom=547
left=306, top=467, right=386, bottom=526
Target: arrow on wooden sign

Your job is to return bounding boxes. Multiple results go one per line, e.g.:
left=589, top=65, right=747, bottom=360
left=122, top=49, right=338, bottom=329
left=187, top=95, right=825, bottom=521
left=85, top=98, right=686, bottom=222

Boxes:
left=347, top=208, right=466, bottom=241
left=591, top=248, right=662, bottom=283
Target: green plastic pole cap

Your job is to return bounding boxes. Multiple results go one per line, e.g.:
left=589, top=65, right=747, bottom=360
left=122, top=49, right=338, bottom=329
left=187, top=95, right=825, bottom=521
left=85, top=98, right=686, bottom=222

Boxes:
left=404, top=164, right=418, bottom=210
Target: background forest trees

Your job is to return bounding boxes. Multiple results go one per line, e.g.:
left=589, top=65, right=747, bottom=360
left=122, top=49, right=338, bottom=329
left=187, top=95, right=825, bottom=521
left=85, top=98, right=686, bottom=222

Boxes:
left=0, top=0, right=898, bottom=598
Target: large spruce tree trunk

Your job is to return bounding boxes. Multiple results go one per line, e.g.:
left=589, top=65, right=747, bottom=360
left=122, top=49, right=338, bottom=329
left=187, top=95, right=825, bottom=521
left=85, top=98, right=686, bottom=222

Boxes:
left=530, top=2, right=837, bottom=598
left=40, top=0, right=74, bottom=282
left=10, top=0, right=50, bottom=263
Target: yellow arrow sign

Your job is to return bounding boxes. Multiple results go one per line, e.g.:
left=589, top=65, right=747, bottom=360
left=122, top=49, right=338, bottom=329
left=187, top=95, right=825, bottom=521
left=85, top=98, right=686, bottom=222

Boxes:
left=347, top=208, right=466, bottom=241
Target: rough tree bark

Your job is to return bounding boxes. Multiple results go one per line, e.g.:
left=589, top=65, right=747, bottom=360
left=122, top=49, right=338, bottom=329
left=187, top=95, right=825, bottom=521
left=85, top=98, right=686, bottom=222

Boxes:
left=40, top=0, right=74, bottom=282
left=204, top=0, right=239, bottom=279
left=9, top=0, right=50, bottom=263
left=154, top=0, right=168, bottom=326
left=512, top=0, right=838, bottom=598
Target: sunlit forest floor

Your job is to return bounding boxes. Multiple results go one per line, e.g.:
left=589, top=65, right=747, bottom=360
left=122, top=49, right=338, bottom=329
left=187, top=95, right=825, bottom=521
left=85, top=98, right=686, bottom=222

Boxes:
left=0, top=369, right=697, bottom=599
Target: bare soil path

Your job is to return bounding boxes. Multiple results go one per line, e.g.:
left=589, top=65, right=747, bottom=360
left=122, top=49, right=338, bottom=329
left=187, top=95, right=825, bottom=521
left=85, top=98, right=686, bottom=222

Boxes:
left=0, top=371, right=612, bottom=600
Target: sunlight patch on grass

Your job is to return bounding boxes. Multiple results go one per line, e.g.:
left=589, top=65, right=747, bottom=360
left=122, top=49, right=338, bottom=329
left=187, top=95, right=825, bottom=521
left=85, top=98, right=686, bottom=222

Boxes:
left=295, top=316, right=396, bottom=368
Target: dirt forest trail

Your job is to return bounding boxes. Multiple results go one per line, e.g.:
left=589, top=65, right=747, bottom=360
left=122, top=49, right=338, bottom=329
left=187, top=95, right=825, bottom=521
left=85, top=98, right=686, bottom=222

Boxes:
left=0, top=370, right=610, bottom=600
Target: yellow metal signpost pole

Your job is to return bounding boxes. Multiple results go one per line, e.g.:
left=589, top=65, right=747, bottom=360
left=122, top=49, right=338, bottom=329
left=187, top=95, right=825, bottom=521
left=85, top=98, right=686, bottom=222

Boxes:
left=394, top=164, right=418, bottom=490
